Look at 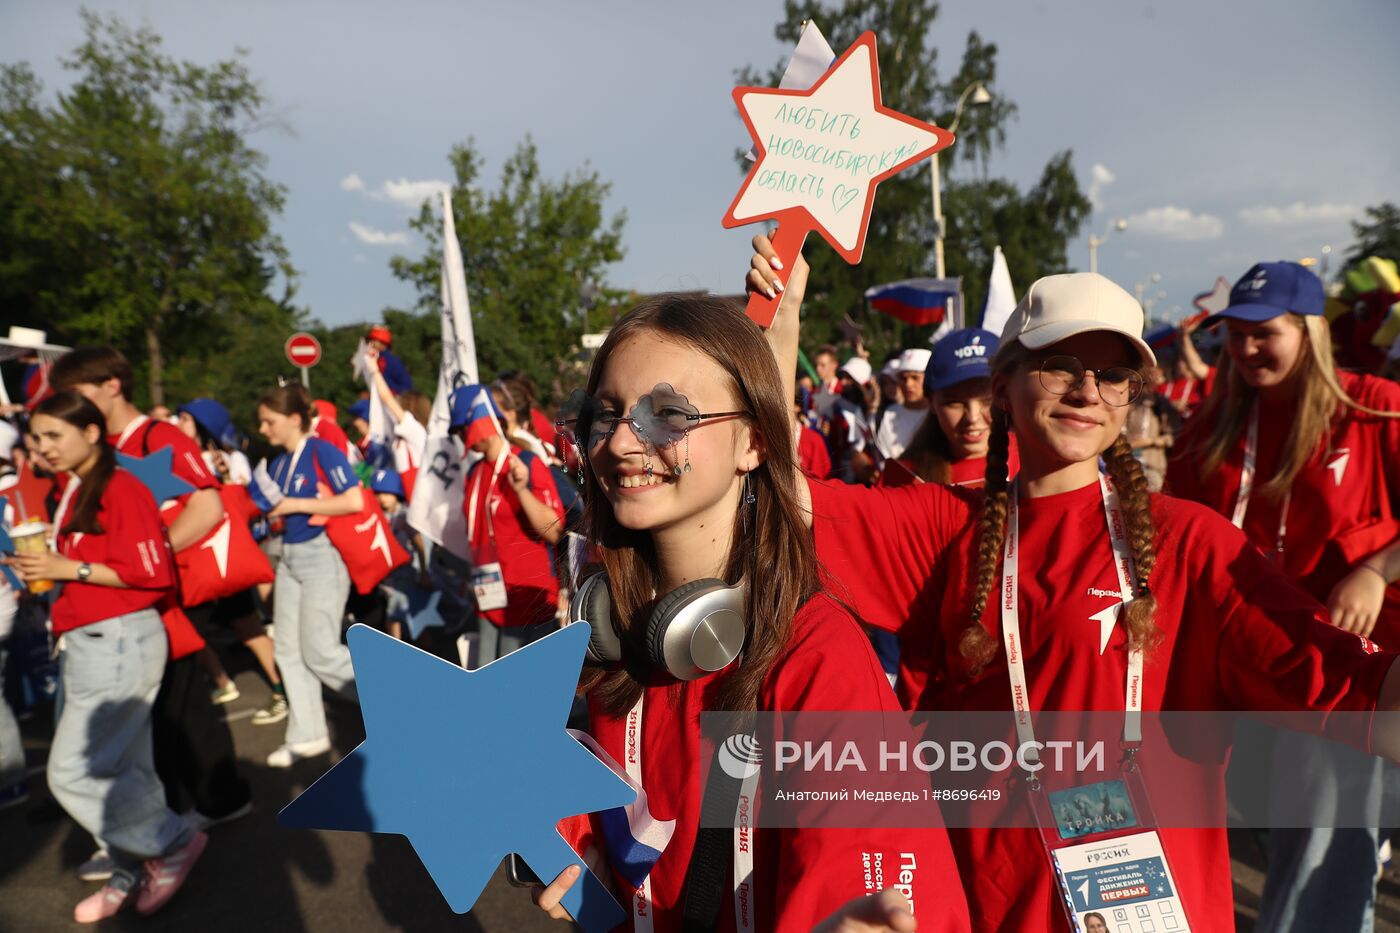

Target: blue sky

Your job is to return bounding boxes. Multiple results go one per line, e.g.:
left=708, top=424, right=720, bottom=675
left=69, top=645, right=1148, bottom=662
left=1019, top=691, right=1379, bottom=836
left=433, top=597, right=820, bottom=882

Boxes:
left=4, top=0, right=1397, bottom=329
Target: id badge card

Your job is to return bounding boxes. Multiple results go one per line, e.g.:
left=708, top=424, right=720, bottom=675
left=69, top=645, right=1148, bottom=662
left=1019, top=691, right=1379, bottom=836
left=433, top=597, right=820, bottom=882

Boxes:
left=1031, top=767, right=1191, bottom=932
left=470, top=538, right=508, bottom=611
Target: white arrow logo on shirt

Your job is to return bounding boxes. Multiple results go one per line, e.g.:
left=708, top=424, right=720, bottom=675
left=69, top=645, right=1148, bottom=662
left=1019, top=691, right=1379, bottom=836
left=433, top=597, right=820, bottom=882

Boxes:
left=1089, top=604, right=1121, bottom=655
left=1327, top=448, right=1350, bottom=486
left=369, top=518, right=392, bottom=567
left=200, top=519, right=232, bottom=578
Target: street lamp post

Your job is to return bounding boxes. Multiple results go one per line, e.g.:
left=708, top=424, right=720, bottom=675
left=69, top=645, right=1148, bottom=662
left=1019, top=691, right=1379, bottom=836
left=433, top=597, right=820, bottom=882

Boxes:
left=1088, top=218, right=1128, bottom=275
left=930, top=81, right=992, bottom=280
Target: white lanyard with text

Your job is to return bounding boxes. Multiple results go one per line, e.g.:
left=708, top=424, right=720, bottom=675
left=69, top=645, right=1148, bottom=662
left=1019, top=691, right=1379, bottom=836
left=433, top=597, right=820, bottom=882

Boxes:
left=52, top=477, right=82, bottom=551
left=620, top=695, right=757, bottom=933
left=280, top=438, right=309, bottom=495
left=1000, top=476, right=1144, bottom=765
left=466, top=449, right=508, bottom=548
left=1231, top=406, right=1290, bottom=558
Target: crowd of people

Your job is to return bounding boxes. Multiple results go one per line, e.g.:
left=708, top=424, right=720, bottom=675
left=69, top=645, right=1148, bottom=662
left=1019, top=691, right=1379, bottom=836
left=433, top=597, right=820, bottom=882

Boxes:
left=1, top=243, right=1399, bottom=931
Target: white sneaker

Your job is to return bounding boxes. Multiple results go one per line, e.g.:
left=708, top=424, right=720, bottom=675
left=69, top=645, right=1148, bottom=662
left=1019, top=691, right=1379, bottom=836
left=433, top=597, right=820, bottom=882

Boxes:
left=266, top=737, right=332, bottom=769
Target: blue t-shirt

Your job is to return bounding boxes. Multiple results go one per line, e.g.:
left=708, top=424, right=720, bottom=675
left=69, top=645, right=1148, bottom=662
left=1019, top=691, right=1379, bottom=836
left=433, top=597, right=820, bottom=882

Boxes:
left=269, top=437, right=358, bottom=544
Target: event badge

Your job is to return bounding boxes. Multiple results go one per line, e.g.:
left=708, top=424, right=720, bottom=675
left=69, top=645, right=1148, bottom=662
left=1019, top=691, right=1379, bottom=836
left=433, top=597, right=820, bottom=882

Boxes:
left=1030, top=768, right=1190, bottom=932
left=470, top=540, right=508, bottom=611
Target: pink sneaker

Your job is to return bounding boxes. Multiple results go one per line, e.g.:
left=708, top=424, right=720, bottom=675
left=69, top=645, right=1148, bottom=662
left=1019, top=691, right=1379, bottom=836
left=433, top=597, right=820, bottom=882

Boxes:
left=134, top=831, right=208, bottom=916
left=73, top=885, right=131, bottom=923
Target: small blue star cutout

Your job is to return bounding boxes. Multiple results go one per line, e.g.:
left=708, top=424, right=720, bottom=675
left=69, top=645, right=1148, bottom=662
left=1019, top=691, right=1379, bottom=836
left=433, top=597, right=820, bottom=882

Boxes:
left=404, top=588, right=445, bottom=640
left=116, top=448, right=196, bottom=503
left=279, top=622, right=636, bottom=931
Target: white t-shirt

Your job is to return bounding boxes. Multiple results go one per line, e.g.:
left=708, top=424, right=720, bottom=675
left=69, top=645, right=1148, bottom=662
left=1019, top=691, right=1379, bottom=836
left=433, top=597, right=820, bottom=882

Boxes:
left=393, top=412, right=429, bottom=474
left=875, top=403, right=928, bottom=460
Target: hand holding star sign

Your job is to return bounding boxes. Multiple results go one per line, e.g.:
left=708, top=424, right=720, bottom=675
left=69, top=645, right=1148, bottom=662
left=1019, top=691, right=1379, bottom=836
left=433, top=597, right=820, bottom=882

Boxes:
left=724, top=31, right=955, bottom=326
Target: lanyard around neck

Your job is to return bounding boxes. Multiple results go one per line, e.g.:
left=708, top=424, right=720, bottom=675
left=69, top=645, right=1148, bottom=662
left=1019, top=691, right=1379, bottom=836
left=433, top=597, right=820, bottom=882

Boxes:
left=115, top=414, right=149, bottom=450
left=1231, top=406, right=1290, bottom=558
left=467, top=448, right=509, bottom=547
left=999, top=476, right=1144, bottom=766
left=281, top=438, right=310, bottom=495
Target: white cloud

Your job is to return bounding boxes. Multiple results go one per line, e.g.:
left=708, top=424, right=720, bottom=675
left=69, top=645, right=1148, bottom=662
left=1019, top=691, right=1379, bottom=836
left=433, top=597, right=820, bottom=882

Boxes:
left=379, top=177, right=452, bottom=209
left=1088, top=163, right=1115, bottom=209
left=339, top=173, right=365, bottom=192
left=1124, top=206, right=1224, bottom=241
left=348, top=221, right=408, bottom=246
left=1237, top=201, right=1357, bottom=228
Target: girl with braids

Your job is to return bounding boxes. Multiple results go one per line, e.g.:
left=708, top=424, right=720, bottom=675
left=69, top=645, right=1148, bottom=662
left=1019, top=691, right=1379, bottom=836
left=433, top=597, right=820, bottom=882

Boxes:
left=748, top=234, right=1400, bottom=932
left=7, top=392, right=207, bottom=921
left=531, top=295, right=970, bottom=932
left=1167, top=261, right=1400, bottom=933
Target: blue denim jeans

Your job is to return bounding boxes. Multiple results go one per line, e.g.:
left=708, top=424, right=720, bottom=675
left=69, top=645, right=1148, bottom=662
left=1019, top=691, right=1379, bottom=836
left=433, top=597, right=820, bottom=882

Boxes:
left=274, top=535, right=356, bottom=746
left=47, top=609, right=190, bottom=889
left=1257, top=729, right=1394, bottom=933
left=0, top=638, right=24, bottom=790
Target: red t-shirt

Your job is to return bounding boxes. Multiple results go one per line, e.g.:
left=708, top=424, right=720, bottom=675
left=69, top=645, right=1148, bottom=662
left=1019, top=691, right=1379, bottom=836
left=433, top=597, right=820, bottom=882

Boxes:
left=808, top=477, right=1396, bottom=933
left=878, top=438, right=1021, bottom=490
left=52, top=469, right=176, bottom=634
left=574, top=594, right=971, bottom=933
left=796, top=426, right=831, bottom=480
left=1167, top=371, right=1400, bottom=645
left=314, top=417, right=353, bottom=457
left=464, top=447, right=565, bottom=628
left=530, top=407, right=559, bottom=457
left=110, top=416, right=219, bottom=496
left=1156, top=368, right=1216, bottom=418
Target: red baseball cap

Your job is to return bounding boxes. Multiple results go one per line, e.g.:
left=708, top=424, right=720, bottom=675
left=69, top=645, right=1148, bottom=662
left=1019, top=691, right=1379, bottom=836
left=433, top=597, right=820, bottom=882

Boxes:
left=367, top=325, right=393, bottom=346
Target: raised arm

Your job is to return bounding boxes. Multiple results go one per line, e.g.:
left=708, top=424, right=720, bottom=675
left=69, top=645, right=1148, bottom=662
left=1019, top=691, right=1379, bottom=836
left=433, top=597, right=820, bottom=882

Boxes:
left=1179, top=317, right=1211, bottom=381
left=747, top=230, right=812, bottom=520
left=363, top=348, right=407, bottom=423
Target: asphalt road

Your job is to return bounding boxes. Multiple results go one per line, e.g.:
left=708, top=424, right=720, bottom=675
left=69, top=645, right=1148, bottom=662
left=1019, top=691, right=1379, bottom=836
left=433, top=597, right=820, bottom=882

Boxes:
left=4, top=645, right=1400, bottom=932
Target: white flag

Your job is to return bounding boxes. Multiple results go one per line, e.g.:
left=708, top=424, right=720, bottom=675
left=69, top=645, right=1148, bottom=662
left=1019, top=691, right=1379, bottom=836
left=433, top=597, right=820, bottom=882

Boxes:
left=980, top=246, right=1017, bottom=339
left=744, top=21, right=836, bottom=162
left=355, top=339, right=394, bottom=453
left=408, top=190, right=481, bottom=557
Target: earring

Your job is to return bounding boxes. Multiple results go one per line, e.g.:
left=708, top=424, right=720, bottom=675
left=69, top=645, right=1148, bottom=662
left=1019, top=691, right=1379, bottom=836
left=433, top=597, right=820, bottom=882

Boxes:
left=741, top=472, right=756, bottom=534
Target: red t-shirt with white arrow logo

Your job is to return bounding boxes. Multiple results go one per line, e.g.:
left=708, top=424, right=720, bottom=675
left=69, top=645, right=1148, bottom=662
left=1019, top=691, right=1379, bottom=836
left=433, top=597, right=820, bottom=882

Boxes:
left=808, top=476, right=1397, bottom=933
left=1168, top=370, right=1400, bottom=645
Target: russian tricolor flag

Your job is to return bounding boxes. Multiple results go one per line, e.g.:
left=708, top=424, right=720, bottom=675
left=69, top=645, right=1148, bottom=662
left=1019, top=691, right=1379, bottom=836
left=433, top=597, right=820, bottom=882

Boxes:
left=450, top=384, right=504, bottom=448
left=865, top=278, right=960, bottom=326
left=567, top=728, right=676, bottom=889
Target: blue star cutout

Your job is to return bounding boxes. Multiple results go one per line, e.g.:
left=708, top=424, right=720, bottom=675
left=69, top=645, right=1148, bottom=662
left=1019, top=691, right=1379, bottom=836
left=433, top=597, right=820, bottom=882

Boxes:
left=116, top=448, right=196, bottom=503
left=404, top=588, right=445, bottom=641
left=279, top=622, right=635, bottom=931
left=0, top=522, right=22, bottom=592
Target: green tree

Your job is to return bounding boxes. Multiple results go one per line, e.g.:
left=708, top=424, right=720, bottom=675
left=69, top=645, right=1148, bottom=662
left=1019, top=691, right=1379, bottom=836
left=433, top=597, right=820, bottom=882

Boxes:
left=1344, top=202, right=1400, bottom=271
left=737, top=0, right=1090, bottom=359
left=390, top=138, right=626, bottom=400
left=0, top=10, right=298, bottom=406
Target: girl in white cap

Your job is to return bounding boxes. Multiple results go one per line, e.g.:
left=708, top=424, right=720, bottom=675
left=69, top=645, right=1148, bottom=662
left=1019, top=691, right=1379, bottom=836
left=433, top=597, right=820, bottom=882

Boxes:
left=747, top=234, right=1400, bottom=933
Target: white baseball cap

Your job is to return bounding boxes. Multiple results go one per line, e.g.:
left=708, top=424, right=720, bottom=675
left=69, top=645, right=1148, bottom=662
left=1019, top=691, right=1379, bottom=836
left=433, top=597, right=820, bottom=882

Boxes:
left=838, top=357, right=872, bottom=386
left=1000, top=273, right=1156, bottom=367
left=896, top=348, right=932, bottom=373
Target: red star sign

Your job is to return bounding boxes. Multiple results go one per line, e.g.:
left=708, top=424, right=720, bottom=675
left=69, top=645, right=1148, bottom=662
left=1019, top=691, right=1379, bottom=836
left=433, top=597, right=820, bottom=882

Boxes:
left=723, top=31, right=955, bottom=325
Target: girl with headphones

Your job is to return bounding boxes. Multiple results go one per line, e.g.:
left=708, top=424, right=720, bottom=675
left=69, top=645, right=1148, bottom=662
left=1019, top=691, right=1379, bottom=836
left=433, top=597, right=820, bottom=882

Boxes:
left=531, top=294, right=970, bottom=932
left=1167, top=261, right=1400, bottom=932
left=748, top=234, right=1400, bottom=933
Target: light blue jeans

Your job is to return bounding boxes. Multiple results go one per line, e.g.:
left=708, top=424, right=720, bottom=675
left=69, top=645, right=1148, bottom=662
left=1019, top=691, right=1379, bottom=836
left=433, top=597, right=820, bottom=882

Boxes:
left=0, top=638, right=24, bottom=790
left=275, top=535, right=356, bottom=746
left=47, top=609, right=190, bottom=889
left=1258, top=729, right=1395, bottom=933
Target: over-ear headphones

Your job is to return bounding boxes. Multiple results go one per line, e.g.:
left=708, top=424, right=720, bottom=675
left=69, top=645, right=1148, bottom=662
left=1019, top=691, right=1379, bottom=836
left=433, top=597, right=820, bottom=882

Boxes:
left=571, top=572, right=747, bottom=681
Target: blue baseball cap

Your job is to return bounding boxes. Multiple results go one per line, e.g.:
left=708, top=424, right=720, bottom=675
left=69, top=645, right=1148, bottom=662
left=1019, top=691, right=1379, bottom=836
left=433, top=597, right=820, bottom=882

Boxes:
left=925, top=328, right=999, bottom=392
left=368, top=468, right=405, bottom=499
left=178, top=398, right=240, bottom=449
left=1207, top=261, right=1325, bottom=326
left=348, top=399, right=371, bottom=422
left=449, top=384, right=503, bottom=429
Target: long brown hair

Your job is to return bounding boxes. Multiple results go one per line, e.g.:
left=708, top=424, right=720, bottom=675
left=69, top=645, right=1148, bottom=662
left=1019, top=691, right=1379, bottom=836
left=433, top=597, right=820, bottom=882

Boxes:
left=34, top=392, right=117, bottom=536
left=1192, top=315, right=1400, bottom=499
left=959, top=342, right=1161, bottom=674
left=257, top=384, right=312, bottom=431
left=579, top=294, right=820, bottom=714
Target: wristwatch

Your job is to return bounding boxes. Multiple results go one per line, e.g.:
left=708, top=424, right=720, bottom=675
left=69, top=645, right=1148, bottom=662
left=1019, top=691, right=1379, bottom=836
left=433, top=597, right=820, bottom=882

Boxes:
left=76, top=563, right=93, bottom=582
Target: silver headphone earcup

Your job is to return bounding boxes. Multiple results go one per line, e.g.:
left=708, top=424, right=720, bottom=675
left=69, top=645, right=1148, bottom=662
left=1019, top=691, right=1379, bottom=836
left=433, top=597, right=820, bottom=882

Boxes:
left=573, top=573, right=623, bottom=665
left=647, top=579, right=746, bottom=681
